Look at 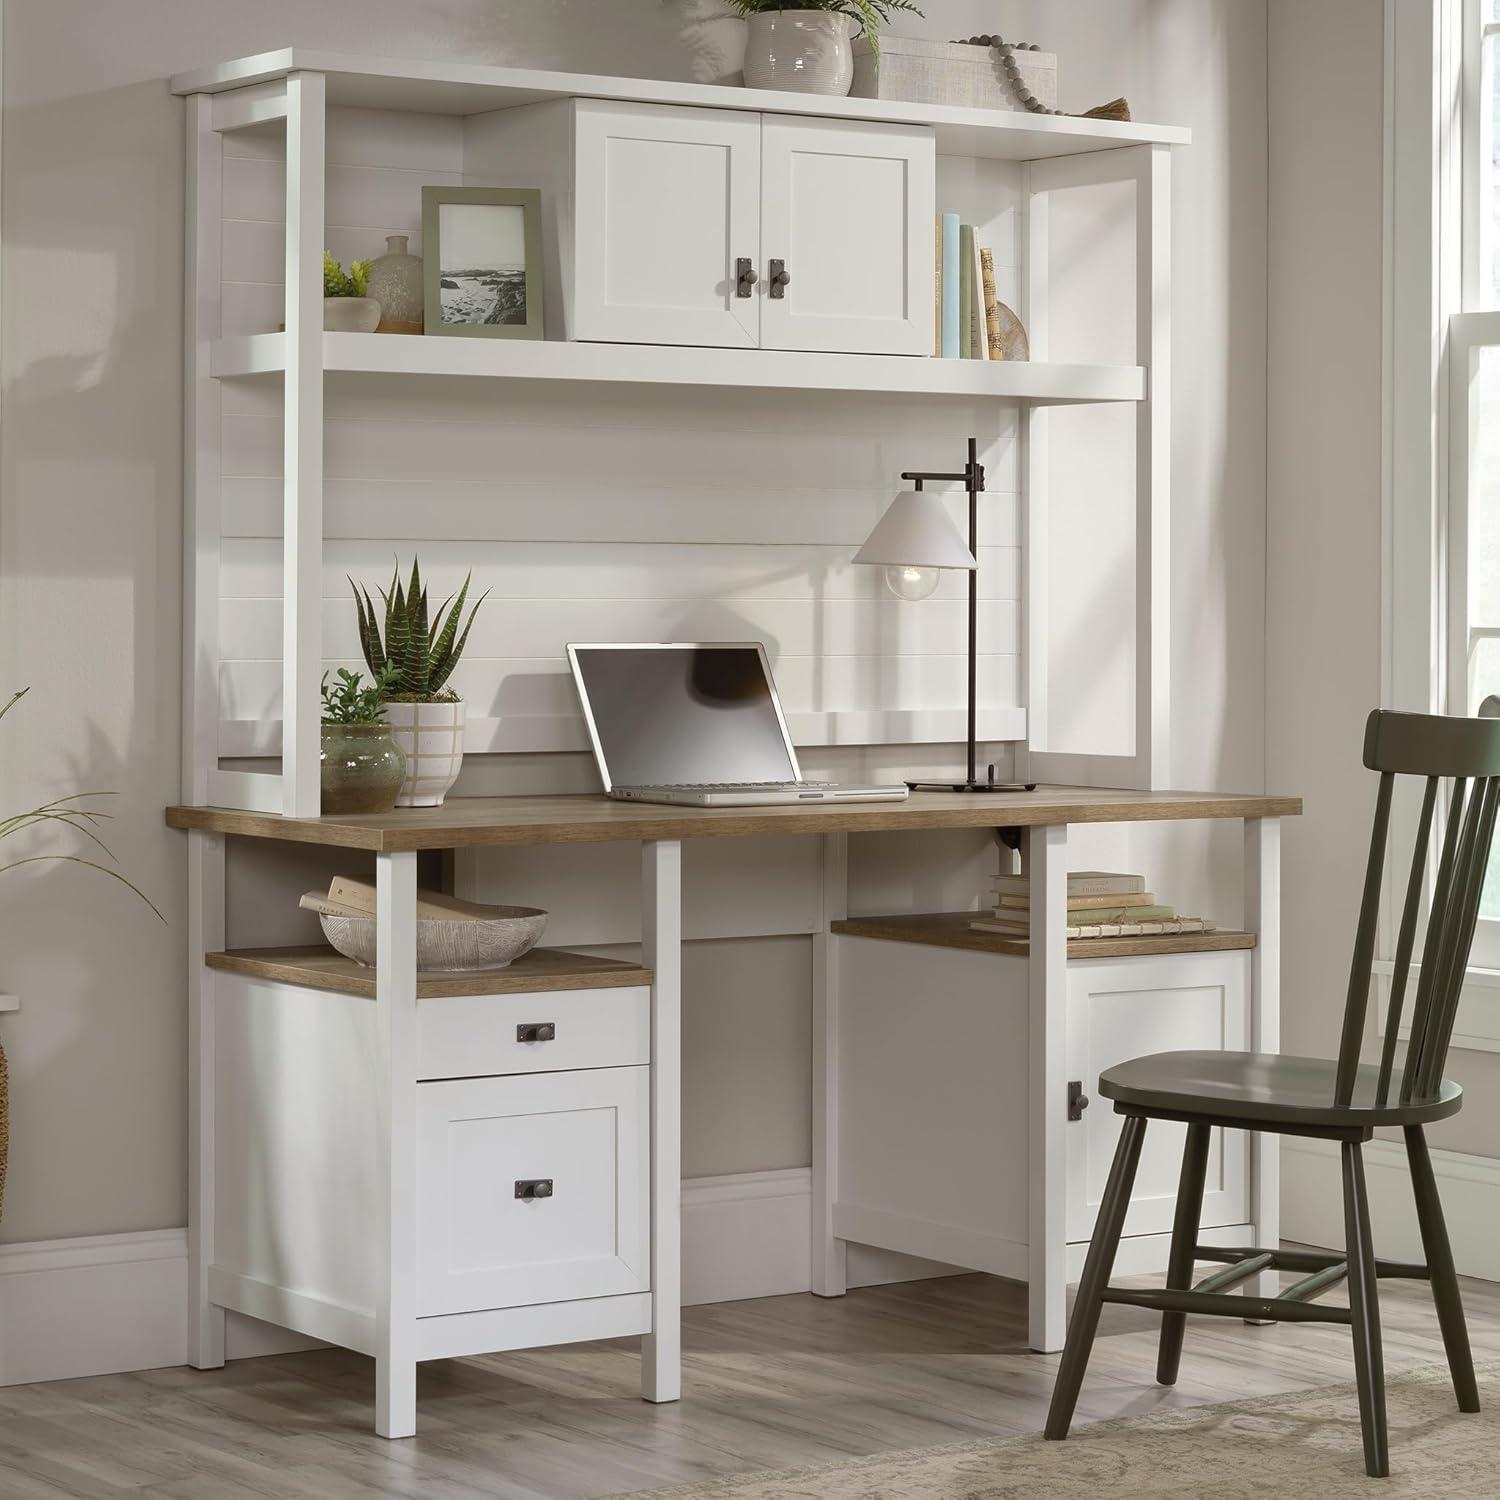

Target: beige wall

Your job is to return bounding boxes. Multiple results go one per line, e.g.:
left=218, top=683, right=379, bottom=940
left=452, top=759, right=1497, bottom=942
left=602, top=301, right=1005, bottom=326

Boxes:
left=0, top=1, right=1268, bottom=1244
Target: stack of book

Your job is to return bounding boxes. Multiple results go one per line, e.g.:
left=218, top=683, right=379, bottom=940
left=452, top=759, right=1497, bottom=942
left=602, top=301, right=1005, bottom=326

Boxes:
left=970, top=870, right=1217, bottom=939
left=934, top=212, right=1007, bottom=360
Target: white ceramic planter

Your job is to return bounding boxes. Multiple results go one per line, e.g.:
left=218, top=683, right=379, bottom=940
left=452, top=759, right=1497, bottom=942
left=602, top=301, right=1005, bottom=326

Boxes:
left=384, top=699, right=465, bottom=807
left=743, top=10, right=856, bottom=96
left=324, top=296, right=381, bottom=333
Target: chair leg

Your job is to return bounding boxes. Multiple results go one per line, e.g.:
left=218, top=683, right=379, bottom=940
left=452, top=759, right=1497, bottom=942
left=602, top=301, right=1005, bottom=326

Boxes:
left=1157, top=1120, right=1211, bottom=1386
left=1045, top=1113, right=1147, bottom=1441
left=1405, top=1124, right=1480, bottom=1413
left=1343, top=1139, right=1388, bottom=1479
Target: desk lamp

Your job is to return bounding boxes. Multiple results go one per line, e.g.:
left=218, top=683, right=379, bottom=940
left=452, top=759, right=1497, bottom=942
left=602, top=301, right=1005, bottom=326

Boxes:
left=854, top=436, right=1034, bottom=793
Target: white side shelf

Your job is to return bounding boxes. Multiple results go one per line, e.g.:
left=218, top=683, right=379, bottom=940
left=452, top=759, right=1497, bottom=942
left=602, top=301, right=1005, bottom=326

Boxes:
left=213, top=332, right=1147, bottom=405
left=169, top=47, right=1192, bottom=164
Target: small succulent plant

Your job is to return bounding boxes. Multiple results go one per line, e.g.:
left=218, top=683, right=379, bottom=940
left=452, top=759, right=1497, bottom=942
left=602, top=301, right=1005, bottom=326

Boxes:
left=323, top=250, right=371, bottom=299
left=351, top=559, right=487, bottom=702
left=321, top=665, right=399, bottom=724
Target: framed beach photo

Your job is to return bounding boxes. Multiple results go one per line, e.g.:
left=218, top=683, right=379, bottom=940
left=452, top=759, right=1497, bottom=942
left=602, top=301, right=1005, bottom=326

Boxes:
left=422, top=186, right=543, bottom=338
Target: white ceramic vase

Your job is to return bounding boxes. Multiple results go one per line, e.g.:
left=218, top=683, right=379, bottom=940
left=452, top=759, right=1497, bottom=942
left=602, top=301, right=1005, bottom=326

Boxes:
left=383, top=699, right=466, bottom=807
left=743, top=10, right=856, bottom=96
left=324, top=296, right=381, bottom=333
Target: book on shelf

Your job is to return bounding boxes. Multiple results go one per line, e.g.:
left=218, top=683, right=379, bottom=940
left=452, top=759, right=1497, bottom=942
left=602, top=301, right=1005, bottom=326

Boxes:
left=986, top=903, right=1177, bottom=927
left=996, top=890, right=1158, bottom=912
left=990, top=870, right=1146, bottom=898
left=979, top=246, right=1002, bottom=360
left=958, top=223, right=975, bottom=359
left=971, top=915, right=1217, bottom=939
left=933, top=214, right=943, bottom=356
left=940, top=212, right=960, bottom=358
left=969, top=232, right=990, bottom=359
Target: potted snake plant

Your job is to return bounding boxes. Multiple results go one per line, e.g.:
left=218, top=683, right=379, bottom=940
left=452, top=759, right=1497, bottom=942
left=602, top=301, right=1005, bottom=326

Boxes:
left=351, top=560, right=486, bottom=808
left=729, top=0, right=923, bottom=96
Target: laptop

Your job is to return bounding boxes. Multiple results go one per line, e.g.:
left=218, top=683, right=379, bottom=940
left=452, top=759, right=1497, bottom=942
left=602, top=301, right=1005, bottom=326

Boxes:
left=567, top=642, right=910, bottom=807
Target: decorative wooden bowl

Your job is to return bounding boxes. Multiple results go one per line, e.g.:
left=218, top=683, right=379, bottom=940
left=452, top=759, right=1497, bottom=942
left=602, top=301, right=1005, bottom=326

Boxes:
left=300, top=892, right=548, bottom=972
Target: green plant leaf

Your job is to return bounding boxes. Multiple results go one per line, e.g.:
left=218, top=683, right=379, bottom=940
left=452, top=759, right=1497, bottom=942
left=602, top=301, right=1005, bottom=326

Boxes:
left=0, top=854, right=166, bottom=922
left=430, top=590, right=487, bottom=693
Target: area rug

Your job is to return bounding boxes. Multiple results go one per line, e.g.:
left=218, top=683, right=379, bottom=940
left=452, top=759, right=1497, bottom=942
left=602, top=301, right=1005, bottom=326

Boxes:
left=619, top=1360, right=1500, bottom=1498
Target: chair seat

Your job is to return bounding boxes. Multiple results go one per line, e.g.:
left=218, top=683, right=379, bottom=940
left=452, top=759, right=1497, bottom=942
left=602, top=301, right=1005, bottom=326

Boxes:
left=1098, top=1050, right=1463, bottom=1130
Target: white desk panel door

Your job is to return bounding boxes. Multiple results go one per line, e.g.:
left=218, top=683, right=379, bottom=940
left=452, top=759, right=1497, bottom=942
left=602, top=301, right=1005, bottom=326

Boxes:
left=1064, top=952, right=1252, bottom=1245
left=572, top=99, right=761, bottom=348
left=759, top=117, right=935, bottom=355
left=416, top=1067, right=650, bottom=1316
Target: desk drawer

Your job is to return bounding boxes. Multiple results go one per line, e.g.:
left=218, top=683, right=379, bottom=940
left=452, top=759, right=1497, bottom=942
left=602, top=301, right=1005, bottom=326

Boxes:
left=417, top=1067, right=650, bottom=1316
left=418, top=985, right=650, bottom=1080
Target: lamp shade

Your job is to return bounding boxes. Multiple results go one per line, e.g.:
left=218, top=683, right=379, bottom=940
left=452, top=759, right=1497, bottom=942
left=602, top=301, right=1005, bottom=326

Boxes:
left=852, top=490, right=977, bottom=571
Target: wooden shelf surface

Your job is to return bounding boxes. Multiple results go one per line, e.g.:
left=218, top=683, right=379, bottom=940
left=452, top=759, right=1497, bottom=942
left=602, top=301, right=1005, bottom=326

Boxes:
left=166, top=787, right=1304, bottom=853
left=170, top=48, right=1191, bottom=163
left=213, top=333, right=1147, bottom=405
left=205, top=944, right=651, bottom=998
left=832, top=911, right=1259, bottom=961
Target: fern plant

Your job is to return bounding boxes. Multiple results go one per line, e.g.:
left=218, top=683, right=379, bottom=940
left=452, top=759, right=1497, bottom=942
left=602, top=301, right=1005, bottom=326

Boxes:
left=323, top=250, right=371, bottom=298
left=351, top=560, right=487, bottom=702
left=725, top=0, right=924, bottom=60
left=0, top=688, right=163, bottom=920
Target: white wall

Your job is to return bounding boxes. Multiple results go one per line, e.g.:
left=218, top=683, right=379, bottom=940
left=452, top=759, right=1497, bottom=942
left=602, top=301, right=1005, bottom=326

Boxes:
left=0, top=1, right=1267, bottom=1246
left=1267, top=1, right=1500, bottom=1163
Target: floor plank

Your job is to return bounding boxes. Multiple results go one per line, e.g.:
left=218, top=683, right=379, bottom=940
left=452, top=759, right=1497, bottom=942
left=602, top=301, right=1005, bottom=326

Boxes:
left=4, top=1264, right=1498, bottom=1499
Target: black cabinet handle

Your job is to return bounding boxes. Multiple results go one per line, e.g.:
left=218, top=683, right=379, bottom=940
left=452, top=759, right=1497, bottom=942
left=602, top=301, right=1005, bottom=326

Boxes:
left=735, top=257, right=759, bottom=297
left=515, top=1178, right=554, bottom=1200
left=768, top=258, right=791, bottom=298
left=516, top=1022, right=556, bottom=1042
left=1067, top=1080, right=1090, bottom=1121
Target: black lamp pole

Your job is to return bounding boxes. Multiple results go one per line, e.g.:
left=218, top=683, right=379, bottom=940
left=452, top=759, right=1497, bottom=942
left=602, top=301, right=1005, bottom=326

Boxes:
left=901, top=436, right=1034, bottom=794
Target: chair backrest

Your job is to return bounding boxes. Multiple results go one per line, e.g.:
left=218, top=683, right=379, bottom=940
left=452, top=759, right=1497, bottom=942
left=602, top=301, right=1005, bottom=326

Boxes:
left=1339, top=700, right=1500, bottom=1108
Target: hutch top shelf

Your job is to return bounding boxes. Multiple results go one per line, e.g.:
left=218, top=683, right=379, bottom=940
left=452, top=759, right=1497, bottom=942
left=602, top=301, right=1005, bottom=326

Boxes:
left=168, top=48, right=1191, bottom=163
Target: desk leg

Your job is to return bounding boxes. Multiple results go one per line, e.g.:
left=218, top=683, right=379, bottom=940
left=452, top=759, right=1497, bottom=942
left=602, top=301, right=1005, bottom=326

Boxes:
left=1027, top=823, right=1068, bottom=1353
left=187, top=829, right=226, bottom=1370
left=642, top=839, right=682, bottom=1403
left=812, top=833, right=849, bottom=1298
left=375, top=850, right=419, bottom=1438
left=1245, top=817, right=1282, bottom=1314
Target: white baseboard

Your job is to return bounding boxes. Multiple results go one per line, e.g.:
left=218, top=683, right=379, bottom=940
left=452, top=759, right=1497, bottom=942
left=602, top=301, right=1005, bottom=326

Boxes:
left=0, top=1169, right=965, bottom=1386
left=1282, top=1136, right=1500, bottom=1280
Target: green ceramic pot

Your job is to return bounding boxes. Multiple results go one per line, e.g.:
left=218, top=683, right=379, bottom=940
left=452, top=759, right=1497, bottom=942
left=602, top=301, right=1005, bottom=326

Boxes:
left=320, top=723, right=407, bottom=814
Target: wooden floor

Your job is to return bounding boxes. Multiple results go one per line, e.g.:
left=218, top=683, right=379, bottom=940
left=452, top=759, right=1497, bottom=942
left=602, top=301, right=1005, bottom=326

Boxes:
left=3, top=1267, right=1498, bottom=1499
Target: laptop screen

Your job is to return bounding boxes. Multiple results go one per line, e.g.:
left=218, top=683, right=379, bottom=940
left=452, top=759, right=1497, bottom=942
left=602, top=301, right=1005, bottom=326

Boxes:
left=570, top=644, right=799, bottom=789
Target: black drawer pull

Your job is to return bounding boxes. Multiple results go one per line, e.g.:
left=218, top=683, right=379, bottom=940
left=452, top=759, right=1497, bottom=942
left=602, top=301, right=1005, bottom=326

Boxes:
left=515, top=1178, right=554, bottom=1200
left=516, top=1022, right=556, bottom=1042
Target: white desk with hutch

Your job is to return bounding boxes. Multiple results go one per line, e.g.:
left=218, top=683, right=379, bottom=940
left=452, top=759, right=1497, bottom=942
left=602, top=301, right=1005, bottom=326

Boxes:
left=167, top=48, right=1300, bottom=1438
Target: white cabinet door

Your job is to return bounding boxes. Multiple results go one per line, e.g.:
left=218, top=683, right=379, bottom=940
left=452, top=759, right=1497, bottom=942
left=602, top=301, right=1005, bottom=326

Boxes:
left=1065, top=952, right=1252, bottom=1244
left=572, top=99, right=761, bottom=348
left=416, top=1067, right=649, bottom=1316
left=759, top=116, right=934, bottom=355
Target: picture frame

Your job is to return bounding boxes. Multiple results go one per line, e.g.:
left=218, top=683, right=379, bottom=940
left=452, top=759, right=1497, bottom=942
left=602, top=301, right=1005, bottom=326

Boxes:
left=421, top=186, right=544, bottom=339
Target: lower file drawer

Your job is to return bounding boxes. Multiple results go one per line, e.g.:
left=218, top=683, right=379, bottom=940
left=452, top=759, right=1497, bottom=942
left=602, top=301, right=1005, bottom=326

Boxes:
left=416, top=1066, right=650, bottom=1317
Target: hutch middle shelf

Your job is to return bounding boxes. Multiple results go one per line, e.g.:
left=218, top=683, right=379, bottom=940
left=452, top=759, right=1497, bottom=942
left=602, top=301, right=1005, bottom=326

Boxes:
left=212, top=331, right=1148, bottom=403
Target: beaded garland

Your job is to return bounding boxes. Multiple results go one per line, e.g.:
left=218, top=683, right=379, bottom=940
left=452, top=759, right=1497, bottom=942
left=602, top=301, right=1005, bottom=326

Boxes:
left=951, top=34, right=1058, bottom=116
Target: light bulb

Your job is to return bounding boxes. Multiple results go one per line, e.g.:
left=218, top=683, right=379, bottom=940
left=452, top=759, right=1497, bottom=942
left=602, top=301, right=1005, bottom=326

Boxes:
left=883, top=564, right=941, bottom=601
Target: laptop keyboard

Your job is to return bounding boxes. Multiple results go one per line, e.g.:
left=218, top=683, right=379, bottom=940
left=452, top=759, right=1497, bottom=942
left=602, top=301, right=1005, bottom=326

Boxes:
left=651, top=781, right=825, bottom=791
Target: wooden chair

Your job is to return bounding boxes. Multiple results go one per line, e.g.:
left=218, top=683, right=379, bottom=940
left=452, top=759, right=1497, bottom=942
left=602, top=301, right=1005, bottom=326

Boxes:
left=1044, top=704, right=1500, bottom=1478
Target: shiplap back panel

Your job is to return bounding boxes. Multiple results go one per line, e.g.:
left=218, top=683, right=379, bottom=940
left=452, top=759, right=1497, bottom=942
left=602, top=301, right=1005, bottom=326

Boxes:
left=217, top=106, right=1024, bottom=759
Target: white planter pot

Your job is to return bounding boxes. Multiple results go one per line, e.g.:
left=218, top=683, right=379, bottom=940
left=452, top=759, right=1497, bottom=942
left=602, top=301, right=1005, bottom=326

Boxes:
left=743, top=10, right=856, bottom=96
left=324, top=296, right=381, bottom=333
left=384, top=699, right=465, bottom=807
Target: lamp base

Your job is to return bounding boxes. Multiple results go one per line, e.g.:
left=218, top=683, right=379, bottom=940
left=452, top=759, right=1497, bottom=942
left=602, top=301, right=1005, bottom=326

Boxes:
left=906, top=779, right=1038, bottom=793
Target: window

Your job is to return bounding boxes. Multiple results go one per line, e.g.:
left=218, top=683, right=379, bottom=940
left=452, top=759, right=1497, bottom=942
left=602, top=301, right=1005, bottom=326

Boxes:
left=1454, top=0, right=1500, bottom=936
